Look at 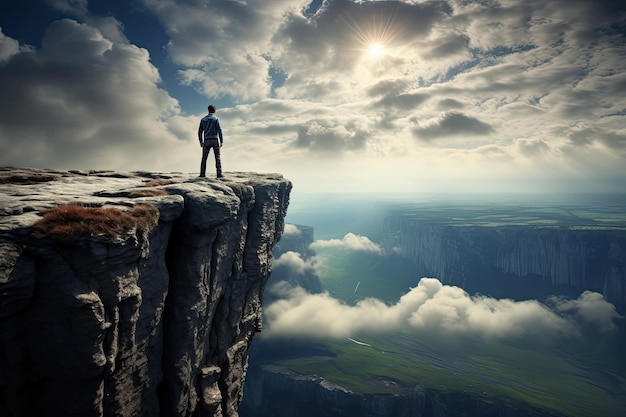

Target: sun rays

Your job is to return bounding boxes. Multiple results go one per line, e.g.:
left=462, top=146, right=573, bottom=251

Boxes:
left=338, top=6, right=403, bottom=61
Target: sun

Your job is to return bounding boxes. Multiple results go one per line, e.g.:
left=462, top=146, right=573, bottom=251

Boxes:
left=367, top=43, right=385, bottom=58
left=338, top=9, right=401, bottom=61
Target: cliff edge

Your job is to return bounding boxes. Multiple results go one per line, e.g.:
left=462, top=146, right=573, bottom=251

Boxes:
left=0, top=167, right=291, bottom=417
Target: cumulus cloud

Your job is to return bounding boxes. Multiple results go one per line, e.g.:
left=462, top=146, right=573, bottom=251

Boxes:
left=273, top=251, right=317, bottom=276
left=309, top=233, right=383, bottom=254
left=46, top=0, right=88, bottom=15
left=283, top=224, right=302, bottom=237
left=0, top=19, right=192, bottom=172
left=550, top=291, right=623, bottom=332
left=140, top=0, right=310, bottom=101
left=0, top=28, right=22, bottom=61
left=264, top=277, right=621, bottom=341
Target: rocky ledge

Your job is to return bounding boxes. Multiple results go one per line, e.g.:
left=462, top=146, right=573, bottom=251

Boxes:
left=0, top=167, right=291, bottom=417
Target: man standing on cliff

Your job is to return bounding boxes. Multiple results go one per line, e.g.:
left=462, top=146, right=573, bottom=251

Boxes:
left=198, top=104, right=224, bottom=178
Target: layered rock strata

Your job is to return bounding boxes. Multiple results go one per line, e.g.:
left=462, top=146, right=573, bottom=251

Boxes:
left=0, top=168, right=291, bottom=417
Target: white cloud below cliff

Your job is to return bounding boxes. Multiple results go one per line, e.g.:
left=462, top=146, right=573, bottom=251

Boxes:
left=309, top=233, right=383, bottom=254
left=263, top=277, right=622, bottom=341
left=273, top=251, right=317, bottom=276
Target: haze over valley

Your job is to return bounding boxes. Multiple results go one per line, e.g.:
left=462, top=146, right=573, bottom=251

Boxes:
left=242, top=192, right=626, bottom=417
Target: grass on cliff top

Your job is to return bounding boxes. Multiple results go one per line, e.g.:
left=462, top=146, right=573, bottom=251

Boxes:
left=387, top=202, right=626, bottom=229
left=32, top=203, right=159, bottom=240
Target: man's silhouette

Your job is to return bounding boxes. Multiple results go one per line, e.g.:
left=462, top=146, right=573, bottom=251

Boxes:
left=198, top=104, right=223, bottom=178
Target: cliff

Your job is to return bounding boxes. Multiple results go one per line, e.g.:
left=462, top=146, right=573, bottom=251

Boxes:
left=241, top=365, right=563, bottom=417
left=383, top=217, right=626, bottom=309
left=0, top=167, right=291, bottom=417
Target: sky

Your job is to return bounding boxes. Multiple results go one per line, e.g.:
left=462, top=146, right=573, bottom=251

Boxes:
left=1, top=0, right=625, bottom=195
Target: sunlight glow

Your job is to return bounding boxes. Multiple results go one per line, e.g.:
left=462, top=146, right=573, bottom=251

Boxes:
left=339, top=8, right=402, bottom=61
left=368, top=43, right=384, bottom=58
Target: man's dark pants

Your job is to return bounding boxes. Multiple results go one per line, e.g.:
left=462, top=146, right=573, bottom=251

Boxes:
left=200, top=139, right=222, bottom=177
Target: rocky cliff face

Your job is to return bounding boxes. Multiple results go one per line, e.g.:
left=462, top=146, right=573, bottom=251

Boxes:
left=241, top=366, right=562, bottom=417
left=384, top=217, right=626, bottom=309
left=0, top=168, right=291, bottom=417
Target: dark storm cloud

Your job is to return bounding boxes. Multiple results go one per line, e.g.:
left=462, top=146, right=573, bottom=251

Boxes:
left=413, top=112, right=493, bottom=140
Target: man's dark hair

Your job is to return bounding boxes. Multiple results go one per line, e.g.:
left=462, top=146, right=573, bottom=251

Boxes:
left=208, top=105, right=216, bottom=113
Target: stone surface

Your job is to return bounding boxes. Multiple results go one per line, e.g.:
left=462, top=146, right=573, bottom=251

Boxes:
left=0, top=167, right=291, bottom=417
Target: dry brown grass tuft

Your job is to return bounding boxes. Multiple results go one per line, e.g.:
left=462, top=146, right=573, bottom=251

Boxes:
left=142, top=179, right=174, bottom=187
left=32, top=204, right=159, bottom=240
left=129, top=189, right=169, bottom=197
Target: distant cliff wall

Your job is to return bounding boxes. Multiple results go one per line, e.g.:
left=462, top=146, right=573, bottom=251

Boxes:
left=0, top=168, right=291, bottom=417
left=384, top=217, right=626, bottom=308
left=241, top=365, right=562, bottom=417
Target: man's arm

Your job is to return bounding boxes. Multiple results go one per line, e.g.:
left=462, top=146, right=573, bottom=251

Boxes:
left=217, top=121, right=224, bottom=146
left=198, top=121, right=204, bottom=146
